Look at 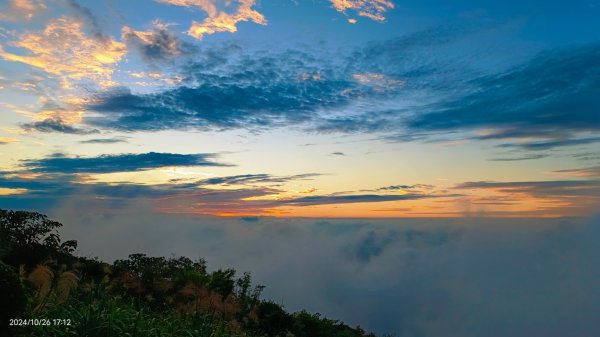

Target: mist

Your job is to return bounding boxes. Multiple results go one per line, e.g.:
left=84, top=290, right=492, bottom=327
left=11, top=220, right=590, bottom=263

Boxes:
left=47, top=206, right=600, bottom=337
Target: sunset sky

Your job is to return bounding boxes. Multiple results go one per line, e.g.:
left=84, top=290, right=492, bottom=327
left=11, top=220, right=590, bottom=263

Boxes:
left=0, top=0, right=599, bottom=218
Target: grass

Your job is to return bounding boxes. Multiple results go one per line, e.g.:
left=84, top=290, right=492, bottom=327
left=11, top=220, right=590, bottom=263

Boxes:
left=24, top=285, right=249, bottom=337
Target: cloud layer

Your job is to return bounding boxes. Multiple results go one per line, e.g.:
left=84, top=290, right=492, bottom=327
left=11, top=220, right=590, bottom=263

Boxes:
left=86, top=48, right=358, bottom=131
left=409, top=44, right=600, bottom=146
left=81, top=24, right=600, bottom=151
left=47, top=210, right=600, bottom=337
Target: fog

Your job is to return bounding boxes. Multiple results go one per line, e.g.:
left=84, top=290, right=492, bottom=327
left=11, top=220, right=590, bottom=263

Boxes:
left=54, top=209, right=600, bottom=336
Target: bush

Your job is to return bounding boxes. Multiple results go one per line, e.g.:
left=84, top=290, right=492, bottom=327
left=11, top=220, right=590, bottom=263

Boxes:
left=0, top=261, right=27, bottom=337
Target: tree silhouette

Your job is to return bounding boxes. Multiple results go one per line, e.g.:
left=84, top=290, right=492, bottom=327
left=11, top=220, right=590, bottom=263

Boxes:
left=0, top=209, right=77, bottom=267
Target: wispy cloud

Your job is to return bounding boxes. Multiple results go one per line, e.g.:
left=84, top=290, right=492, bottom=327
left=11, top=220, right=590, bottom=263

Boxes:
left=21, top=118, right=99, bottom=135
left=64, top=0, right=104, bottom=38
left=407, top=44, right=600, bottom=148
left=78, top=137, right=128, bottom=144
left=20, top=152, right=230, bottom=174
left=454, top=180, right=600, bottom=216
left=489, top=154, right=549, bottom=161
left=496, top=136, right=600, bottom=151
left=548, top=166, right=600, bottom=178
left=376, top=184, right=434, bottom=191
left=456, top=180, right=600, bottom=197
left=280, top=193, right=440, bottom=206
left=198, top=173, right=321, bottom=186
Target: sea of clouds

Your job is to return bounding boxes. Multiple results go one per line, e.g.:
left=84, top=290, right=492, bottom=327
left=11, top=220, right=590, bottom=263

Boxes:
left=53, top=209, right=600, bottom=337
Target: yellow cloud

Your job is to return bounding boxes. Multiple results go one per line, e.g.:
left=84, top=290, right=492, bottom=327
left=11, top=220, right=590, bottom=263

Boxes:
left=0, top=137, right=19, bottom=144
left=130, top=71, right=163, bottom=79
left=330, top=0, right=394, bottom=22
left=0, top=0, right=46, bottom=21
left=0, top=17, right=126, bottom=88
left=157, top=0, right=266, bottom=40
left=156, top=0, right=218, bottom=16
left=0, top=188, right=28, bottom=196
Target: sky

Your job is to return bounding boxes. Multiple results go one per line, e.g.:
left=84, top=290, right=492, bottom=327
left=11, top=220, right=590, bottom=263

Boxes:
left=1, top=1, right=600, bottom=335
left=0, top=0, right=598, bottom=218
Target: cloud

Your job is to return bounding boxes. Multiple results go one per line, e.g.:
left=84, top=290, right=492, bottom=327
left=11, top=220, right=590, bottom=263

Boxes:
left=20, top=152, right=230, bottom=174
left=0, top=137, right=19, bottom=145
left=455, top=180, right=600, bottom=197
left=548, top=166, right=600, bottom=178
left=198, top=173, right=321, bottom=186
left=0, top=16, right=126, bottom=87
left=0, top=0, right=46, bottom=21
left=37, top=211, right=600, bottom=337
left=353, top=229, right=400, bottom=262
left=280, top=193, right=437, bottom=206
left=188, top=0, right=266, bottom=40
left=312, top=35, right=599, bottom=151
left=64, top=0, right=104, bottom=38
left=21, top=118, right=99, bottom=135
left=155, top=0, right=218, bottom=15
left=496, top=136, right=600, bottom=151
left=330, top=151, right=346, bottom=156
left=0, top=168, right=450, bottom=216
left=5, top=22, right=596, bottom=152
left=330, top=0, right=394, bottom=22
left=377, top=184, right=434, bottom=191
left=488, top=154, right=550, bottom=161
left=572, top=152, right=600, bottom=162
left=0, top=173, right=286, bottom=216
left=79, top=137, right=128, bottom=144
left=80, top=25, right=552, bottom=138
left=156, top=0, right=266, bottom=40
left=85, top=49, right=358, bottom=131
left=455, top=180, right=600, bottom=216
left=122, top=21, right=195, bottom=62
left=352, top=72, right=405, bottom=88
left=153, top=189, right=447, bottom=215
left=314, top=115, right=393, bottom=134
left=406, top=44, right=600, bottom=147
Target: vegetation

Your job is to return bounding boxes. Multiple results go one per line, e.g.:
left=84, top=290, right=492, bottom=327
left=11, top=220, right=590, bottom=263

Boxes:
left=0, top=209, right=380, bottom=337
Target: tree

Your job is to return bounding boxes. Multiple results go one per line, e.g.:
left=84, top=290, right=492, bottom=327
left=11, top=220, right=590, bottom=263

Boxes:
left=252, top=301, right=294, bottom=337
left=0, top=209, right=77, bottom=267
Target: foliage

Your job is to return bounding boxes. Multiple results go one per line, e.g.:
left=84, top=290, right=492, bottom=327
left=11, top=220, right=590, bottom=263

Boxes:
left=0, top=261, right=27, bottom=337
left=251, top=301, right=294, bottom=336
left=0, top=209, right=380, bottom=337
left=0, top=209, right=77, bottom=268
left=292, top=311, right=375, bottom=337
left=24, top=286, right=244, bottom=337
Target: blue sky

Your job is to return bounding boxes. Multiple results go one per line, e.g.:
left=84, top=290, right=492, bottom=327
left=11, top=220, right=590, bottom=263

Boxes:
left=0, top=0, right=599, bottom=217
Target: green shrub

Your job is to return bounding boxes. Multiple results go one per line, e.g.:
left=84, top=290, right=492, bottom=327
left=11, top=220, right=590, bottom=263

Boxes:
left=0, top=261, right=27, bottom=337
